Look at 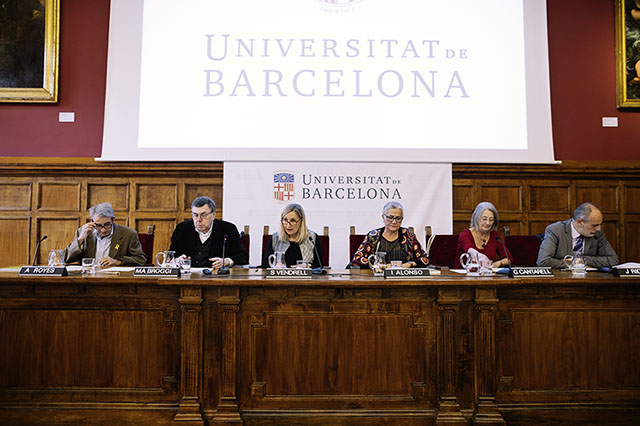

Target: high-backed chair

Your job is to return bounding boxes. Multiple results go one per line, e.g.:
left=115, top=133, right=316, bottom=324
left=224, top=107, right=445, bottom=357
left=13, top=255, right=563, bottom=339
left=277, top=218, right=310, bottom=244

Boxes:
left=502, top=226, right=545, bottom=267
left=425, top=225, right=459, bottom=268
left=349, top=226, right=367, bottom=262
left=137, top=225, right=155, bottom=266
left=262, top=225, right=329, bottom=266
left=239, top=225, right=250, bottom=257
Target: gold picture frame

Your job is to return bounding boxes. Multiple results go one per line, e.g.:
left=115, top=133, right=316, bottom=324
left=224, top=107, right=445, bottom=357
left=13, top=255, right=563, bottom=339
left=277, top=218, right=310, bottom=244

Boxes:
left=616, top=0, right=640, bottom=107
left=0, top=0, right=60, bottom=103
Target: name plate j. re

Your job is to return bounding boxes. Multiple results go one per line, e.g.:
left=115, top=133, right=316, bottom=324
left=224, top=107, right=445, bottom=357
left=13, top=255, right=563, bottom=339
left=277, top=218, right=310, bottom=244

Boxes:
left=613, top=268, right=640, bottom=277
left=19, top=266, right=68, bottom=277
left=509, top=267, right=553, bottom=278
left=266, top=268, right=313, bottom=278
left=384, top=268, right=430, bottom=279
left=133, top=267, right=181, bottom=277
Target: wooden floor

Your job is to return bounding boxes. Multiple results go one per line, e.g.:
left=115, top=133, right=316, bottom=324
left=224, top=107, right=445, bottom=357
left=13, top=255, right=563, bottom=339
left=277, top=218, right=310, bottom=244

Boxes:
left=1, top=269, right=639, bottom=425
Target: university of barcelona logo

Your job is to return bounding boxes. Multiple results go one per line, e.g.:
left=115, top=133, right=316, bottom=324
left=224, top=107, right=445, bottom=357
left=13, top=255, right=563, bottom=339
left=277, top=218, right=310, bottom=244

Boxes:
left=273, top=172, right=295, bottom=202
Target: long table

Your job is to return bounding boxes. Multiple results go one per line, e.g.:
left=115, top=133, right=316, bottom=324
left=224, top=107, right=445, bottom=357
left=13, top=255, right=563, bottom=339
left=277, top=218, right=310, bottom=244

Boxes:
left=1, top=269, right=639, bottom=425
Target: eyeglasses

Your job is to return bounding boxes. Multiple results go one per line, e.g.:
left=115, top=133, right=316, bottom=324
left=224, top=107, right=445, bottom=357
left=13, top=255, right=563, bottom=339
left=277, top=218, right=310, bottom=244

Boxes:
left=282, top=217, right=300, bottom=226
left=384, top=215, right=403, bottom=223
left=192, top=211, right=214, bottom=220
left=94, top=222, right=113, bottom=230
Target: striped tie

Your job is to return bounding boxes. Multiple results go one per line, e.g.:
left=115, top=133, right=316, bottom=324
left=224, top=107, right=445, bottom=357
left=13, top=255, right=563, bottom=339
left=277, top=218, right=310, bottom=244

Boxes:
left=573, top=235, right=584, bottom=253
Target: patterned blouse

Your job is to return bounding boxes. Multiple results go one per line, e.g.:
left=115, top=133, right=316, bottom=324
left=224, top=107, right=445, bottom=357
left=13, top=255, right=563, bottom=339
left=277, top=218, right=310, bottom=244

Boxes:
left=351, top=227, right=429, bottom=268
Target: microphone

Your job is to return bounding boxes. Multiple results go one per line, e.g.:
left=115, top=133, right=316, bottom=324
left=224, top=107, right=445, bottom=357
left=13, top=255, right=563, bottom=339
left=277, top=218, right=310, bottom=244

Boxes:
left=217, top=234, right=230, bottom=275
left=32, top=235, right=48, bottom=265
left=309, top=235, right=327, bottom=275
left=495, top=235, right=512, bottom=269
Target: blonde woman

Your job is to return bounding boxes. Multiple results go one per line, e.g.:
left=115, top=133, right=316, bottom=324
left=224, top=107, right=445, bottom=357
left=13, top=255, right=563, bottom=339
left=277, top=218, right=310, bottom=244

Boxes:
left=261, top=203, right=324, bottom=268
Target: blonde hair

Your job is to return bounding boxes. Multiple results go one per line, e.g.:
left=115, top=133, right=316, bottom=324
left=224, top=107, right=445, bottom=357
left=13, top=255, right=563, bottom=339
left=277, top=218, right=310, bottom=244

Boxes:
left=278, top=203, right=309, bottom=244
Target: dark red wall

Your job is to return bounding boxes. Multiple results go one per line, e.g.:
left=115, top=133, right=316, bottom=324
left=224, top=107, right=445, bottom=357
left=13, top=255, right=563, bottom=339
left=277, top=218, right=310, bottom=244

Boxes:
left=0, top=0, right=638, bottom=161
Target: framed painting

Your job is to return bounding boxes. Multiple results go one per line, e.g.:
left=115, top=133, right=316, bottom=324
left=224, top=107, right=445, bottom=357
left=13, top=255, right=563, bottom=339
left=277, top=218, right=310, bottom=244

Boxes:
left=0, top=0, right=60, bottom=103
left=616, top=0, right=640, bottom=107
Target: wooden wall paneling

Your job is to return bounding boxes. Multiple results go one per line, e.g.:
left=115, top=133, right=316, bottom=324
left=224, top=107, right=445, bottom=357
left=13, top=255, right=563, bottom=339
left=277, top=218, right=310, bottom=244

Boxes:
left=575, top=182, right=620, bottom=214
left=528, top=181, right=571, bottom=214
left=36, top=217, right=81, bottom=265
left=479, top=181, right=522, bottom=214
left=134, top=181, right=179, bottom=212
left=452, top=180, right=474, bottom=213
left=0, top=217, right=30, bottom=267
left=87, top=180, right=130, bottom=212
left=0, top=181, right=32, bottom=211
left=623, top=219, right=640, bottom=263
left=36, top=181, right=81, bottom=212
left=184, top=181, right=223, bottom=217
left=625, top=185, right=640, bottom=213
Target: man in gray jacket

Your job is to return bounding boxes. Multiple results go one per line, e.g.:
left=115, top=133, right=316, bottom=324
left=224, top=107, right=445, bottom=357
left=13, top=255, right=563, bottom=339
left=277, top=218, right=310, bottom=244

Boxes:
left=537, top=202, right=618, bottom=268
left=64, top=202, right=147, bottom=267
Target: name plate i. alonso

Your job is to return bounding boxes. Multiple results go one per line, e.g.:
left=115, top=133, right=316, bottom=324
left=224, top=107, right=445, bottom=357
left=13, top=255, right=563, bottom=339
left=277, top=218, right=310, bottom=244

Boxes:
left=266, top=268, right=313, bottom=278
left=133, top=267, right=180, bottom=277
left=613, top=268, right=640, bottom=277
left=19, top=266, right=68, bottom=277
left=384, top=268, right=430, bottom=279
left=509, top=267, right=553, bottom=278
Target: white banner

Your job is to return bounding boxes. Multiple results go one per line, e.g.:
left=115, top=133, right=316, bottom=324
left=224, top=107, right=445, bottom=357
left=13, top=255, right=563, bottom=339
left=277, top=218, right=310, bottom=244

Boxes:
left=223, top=162, right=452, bottom=268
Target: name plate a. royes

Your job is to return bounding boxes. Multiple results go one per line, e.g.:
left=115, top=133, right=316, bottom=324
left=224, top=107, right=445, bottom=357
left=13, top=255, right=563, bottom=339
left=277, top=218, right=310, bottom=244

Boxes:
left=509, top=267, right=554, bottom=278
left=133, top=267, right=180, bottom=277
left=384, top=268, right=431, bottom=279
left=266, top=268, right=313, bottom=278
left=19, top=266, right=68, bottom=277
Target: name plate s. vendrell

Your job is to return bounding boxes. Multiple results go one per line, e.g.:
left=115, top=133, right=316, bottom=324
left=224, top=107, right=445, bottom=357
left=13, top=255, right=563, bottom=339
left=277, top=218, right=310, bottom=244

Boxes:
left=509, top=267, right=553, bottom=278
left=19, top=266, right=68, bottom=277
left=133, top=267, right=181, bottom=277
left=266, top=268, right=313, bottom=278
left=384, top=268, right=431, bottom=279
left=613, top=268, right=640, bottom=277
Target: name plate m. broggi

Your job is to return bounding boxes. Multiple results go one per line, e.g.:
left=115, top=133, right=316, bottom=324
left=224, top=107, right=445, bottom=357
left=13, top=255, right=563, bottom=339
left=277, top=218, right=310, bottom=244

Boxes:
left=19, top=266, right=68, bottom=277
left=384, top=268, right=430, bottom=279
left=509, top=267, right=553, bottom=278
left=266, top=268, right=313, bottom=278
left=613, top=268, right=640, bottom=277
left=133, top=267, right=180, bottom=277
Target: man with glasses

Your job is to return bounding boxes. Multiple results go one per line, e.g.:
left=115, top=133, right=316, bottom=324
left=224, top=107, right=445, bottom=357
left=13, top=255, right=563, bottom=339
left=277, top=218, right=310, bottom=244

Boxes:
left=64, top=202, right=147, bottom=267
left=169, top=196, right=248, bottom=268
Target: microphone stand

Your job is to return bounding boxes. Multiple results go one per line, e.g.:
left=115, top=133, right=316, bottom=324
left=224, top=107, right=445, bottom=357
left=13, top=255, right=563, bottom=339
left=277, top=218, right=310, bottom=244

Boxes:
left=495, top=235, right=512, bottom=269
left=218, top=234, right=230, bottom=275
left=32, top=235, right=48, bottom=265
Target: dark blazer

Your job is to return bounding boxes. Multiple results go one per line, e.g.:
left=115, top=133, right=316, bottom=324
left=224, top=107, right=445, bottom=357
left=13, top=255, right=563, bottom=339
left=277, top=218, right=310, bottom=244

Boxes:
left=64, top=223, right=147, bottom=266
left=169, top=219, right=248, bottom=267
left=537, top=219, right=618, bottom=268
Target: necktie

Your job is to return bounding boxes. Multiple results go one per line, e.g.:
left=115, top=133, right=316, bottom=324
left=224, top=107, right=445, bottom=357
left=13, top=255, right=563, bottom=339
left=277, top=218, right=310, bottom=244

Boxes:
left=573, top=235, right=584, bottom=253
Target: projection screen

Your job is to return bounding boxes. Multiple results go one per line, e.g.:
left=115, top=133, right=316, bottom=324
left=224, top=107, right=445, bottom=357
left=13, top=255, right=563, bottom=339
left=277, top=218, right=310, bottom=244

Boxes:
left=100, top=0, right=556, bottom=163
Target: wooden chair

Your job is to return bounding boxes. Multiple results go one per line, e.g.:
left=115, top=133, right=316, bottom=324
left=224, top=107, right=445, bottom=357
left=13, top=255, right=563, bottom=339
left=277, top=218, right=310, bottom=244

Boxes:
left=137, top=225, right=155, bottom=266
left=349, top=226, right=367, bottom=262
left=502, top=226, right=545, bottom=267
left=425, top=225, right=459, bottom=269
left=239, top=225, right=250, bottom=256
left=262, top=225, right=330, bottom=266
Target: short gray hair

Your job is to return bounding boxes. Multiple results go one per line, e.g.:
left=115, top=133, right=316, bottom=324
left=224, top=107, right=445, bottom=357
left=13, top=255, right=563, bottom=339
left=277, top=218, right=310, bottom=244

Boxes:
left=191, top=196, right=216, bottom=212
left=89, top=202, right=115, bottom=220
left=470, top=201, right=499, bottom=231
left=382, top=201, right=404, bottom=215
left=574, top=202, right=596, bottom=221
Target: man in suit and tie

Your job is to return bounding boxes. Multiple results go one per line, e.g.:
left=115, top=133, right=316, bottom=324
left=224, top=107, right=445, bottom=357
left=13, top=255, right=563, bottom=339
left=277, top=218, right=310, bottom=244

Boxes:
left=64, top=202, right=147, bottom=267
left=537, top=202, right=618, bottom=268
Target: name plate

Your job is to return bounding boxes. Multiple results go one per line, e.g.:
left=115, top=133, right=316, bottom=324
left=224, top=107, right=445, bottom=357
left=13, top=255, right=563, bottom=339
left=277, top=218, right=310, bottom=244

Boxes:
left=509, top=267, right=553, bottom=278
left=384, top=268, right=430, bottom=279
left=133, top=267, right=180, bottom=277
left=613, top=268, right=640, bottom=277
left=266, top=268, right=313, bottom=278
left=19, top=266, right=68, bottom=277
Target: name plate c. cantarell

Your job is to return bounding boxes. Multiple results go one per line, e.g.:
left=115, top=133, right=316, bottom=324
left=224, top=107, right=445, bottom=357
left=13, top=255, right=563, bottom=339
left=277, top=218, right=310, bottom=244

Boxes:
left=613, top=268, right=640, bottom=277
left=384, top=268, right=430, bottom=278
left=133, top=267, right=180, bottom=277
left=266, top=268, right=313, bottom=278
left=19, top=266, right=68, bottom=277
left=509, top=267, right=553, bottom=278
